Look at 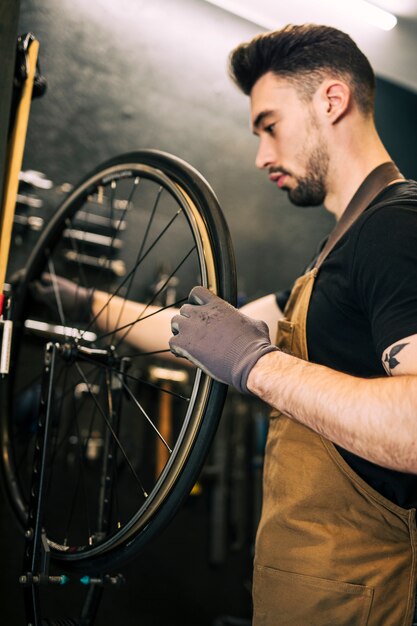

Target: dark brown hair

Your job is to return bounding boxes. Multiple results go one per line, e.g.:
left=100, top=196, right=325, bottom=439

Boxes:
left=229, top=24, right=375, bottom=115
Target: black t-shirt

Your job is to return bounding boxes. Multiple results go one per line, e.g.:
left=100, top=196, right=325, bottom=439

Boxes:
left=281, top=180, right=417, bottom=509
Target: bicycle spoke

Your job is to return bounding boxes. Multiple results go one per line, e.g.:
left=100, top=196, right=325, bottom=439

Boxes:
left=86, top=177, right=141, bottom=305
left=46, top=364, right=71, bottom=468
left=74, top=361, right=149, bottom=498
left=82, top=207, right=183, bottom=337
left=77, top=351, right=191, bottom=402
left=114, top=247, right=196, bottom=348
left=62, top=390, right=94, bottom=547
left=117, top=374, right=172, bottom=453
left=63, top=216, right=89, bottom=288
left=47, top=363, right=101, bottom=468
left=110, top=184, right=161, bottom=344
left=123, top=348, right=171, bottom=358
left=13, top=362, right=67, bottom=478
left=95, top=296, right=188, bottom=343
left=47, top=256, right=67, bottom=329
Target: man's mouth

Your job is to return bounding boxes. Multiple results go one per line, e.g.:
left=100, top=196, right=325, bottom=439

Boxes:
left=269, top=171, right=289, bottom=188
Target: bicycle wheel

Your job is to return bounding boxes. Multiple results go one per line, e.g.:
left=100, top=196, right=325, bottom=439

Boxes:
left=0, top=150, right=236, bottom=571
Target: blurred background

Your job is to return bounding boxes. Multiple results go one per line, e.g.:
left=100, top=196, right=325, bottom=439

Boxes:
left=1, top=0, right=417, bottom=624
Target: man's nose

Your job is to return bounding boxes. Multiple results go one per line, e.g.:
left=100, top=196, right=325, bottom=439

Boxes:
left=255, top=140, right=275, bottom=170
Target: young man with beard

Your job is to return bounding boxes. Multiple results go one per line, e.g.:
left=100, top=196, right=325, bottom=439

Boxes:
left=169, top=24, right=417, bottom=626
left=32, top=24, right=417, bottom=625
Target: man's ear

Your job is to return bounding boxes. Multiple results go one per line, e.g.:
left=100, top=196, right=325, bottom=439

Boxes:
left=316, top=79, right=351, bottom=124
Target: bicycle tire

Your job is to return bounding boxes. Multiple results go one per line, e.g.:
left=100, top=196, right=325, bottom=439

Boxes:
left=0, top=150, right=236, bottom=571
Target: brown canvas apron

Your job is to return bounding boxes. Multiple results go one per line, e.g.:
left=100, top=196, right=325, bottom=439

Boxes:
left=253, top=163, right=417, bottom=626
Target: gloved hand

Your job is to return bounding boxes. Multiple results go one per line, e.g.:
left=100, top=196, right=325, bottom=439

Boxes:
left=30, top=273, right=93, bottom=323
left=169, top=286, right=279, bottom=393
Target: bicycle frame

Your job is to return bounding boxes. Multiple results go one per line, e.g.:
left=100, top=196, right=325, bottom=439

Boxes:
left=0, top=35, right=39, bottom=375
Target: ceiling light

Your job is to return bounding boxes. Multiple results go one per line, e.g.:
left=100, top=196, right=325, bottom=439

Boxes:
left=336, top=0, right=397, bottom=30
left=203, top=0, right=398, bottom=31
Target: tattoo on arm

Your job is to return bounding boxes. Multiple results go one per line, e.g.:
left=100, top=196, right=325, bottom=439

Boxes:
left=383, top=342, right=409, bottom=375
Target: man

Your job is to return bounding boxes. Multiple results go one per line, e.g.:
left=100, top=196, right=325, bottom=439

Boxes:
left=32, top=24, right=417, bottom=625
left=168, top=24, right=417, bottom=626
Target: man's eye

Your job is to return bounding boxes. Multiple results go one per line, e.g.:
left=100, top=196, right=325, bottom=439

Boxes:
left=265, top=123, right=276, bottom=135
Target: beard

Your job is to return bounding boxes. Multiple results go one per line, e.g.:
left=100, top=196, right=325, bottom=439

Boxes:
left=288, top=140, right=329, bottom=207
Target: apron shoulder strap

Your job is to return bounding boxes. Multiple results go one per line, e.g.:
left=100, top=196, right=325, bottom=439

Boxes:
left=314, top=161, right=402, bottom=270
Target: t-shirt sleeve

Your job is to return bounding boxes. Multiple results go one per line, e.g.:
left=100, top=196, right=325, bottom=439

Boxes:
left=275, top=288, right=292, bottom=311
left=350, top=205, right=417, bottom=356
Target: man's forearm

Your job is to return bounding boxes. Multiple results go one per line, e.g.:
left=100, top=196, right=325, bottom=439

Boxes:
left=92, top=290, right=178, bottom=357
left=247, top=350, right=417, bottom=473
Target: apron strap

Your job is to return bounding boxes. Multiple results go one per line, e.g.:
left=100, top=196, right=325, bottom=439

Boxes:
left=314, top=161, right=403, bottom=270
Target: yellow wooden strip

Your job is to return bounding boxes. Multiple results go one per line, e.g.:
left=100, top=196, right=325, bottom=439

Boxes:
left=0, top=39, right=39, bottom=291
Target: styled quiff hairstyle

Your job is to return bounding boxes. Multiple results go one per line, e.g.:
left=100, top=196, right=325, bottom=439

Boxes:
left=229, top=24, right=376, bottom=115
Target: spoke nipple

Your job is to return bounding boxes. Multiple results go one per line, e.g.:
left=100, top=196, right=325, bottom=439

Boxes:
left=25, top=528, right=33, bottom=539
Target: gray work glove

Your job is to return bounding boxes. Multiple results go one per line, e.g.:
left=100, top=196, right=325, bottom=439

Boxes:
left=169, top=286, right=278, bottom=393
left=30, top=273, right=93, bottom=323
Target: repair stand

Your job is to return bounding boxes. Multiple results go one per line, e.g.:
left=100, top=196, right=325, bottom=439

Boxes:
left=19, top=342, right=125, bottom=626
